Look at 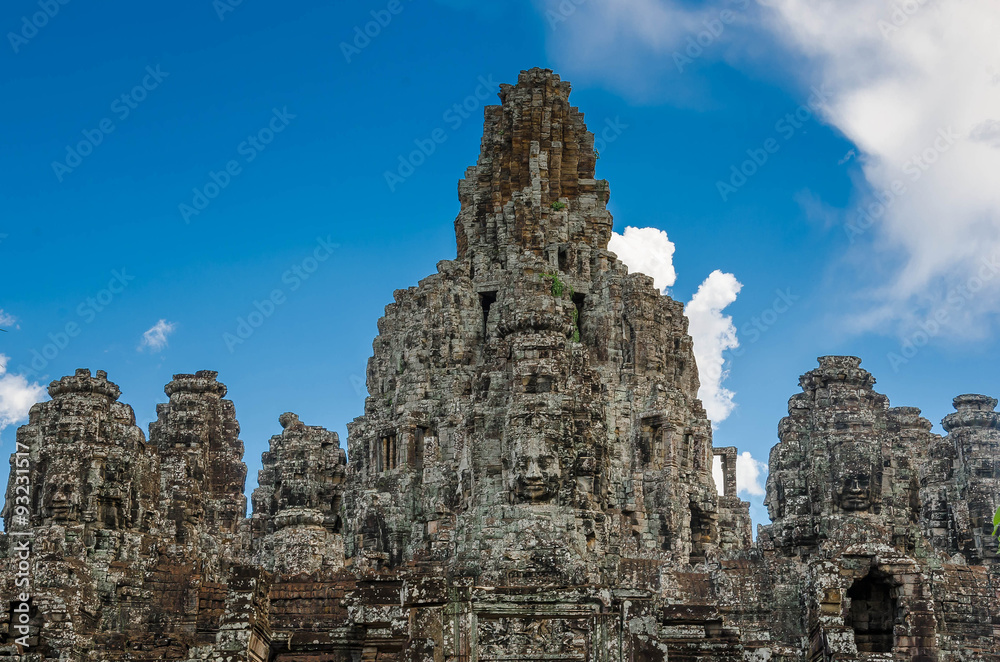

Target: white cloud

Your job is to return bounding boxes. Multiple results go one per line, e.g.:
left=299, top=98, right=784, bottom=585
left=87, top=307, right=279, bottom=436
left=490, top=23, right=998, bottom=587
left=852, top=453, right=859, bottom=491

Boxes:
left=0, top=355, right=45, bottom=435
left=970, top=119, right=1000, bottom=149
left=611, top=227, right=742, bottom=424
left=0, top=310, right=18, bottom=329
left=608, top=226, right=677, bottom=292
left=139, top=319, right=176, bottom=352
left=759, top=0, right=1000, bottom=335
left=540, top=0, right=1000, bottom=337
left=713, top=451, right=767, bottom=498
left=712, top=455, right=725, bottom=494
left=735, top=451, right=766, bottom=497
left=685, top=270, right=742, bottom=425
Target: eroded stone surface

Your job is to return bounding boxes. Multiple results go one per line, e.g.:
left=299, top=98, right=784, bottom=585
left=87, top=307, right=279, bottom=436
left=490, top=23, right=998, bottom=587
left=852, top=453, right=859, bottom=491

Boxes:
left=250, top=412, right=346, bottom=576
left=1, top=68, right=998, bottom=662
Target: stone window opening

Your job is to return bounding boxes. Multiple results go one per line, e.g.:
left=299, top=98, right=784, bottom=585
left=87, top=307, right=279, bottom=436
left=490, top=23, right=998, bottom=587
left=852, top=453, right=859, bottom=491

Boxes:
left=479, top=291, right=497, bottom=338
left=525, top=374, right=553, bottom=394
left=689, top=504, right=715, bottom=564
left=329, top=494, right=343, bottom=534
left=95, top=528, right=112, bottom=551
left=558, top=246, right=570, bottom=272
left=846, top=571, right=897, bottom=654
left=378, top=432, right=398, bottom=472
left=410, top=426, right=428, bottom=470
left=639, top=418, right=663, bottom=468
left=681, top=433, right=693, bottom=469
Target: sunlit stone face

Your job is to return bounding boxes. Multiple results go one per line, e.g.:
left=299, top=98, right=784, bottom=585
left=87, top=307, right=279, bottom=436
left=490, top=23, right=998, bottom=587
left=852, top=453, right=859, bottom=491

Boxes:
left=45, top=482, right=75, bottom=522
left=513, top=436, right=561, bottom=504
left=839, top=470, right=873, bottom=512
left=765, top=475, right=785, bottom=520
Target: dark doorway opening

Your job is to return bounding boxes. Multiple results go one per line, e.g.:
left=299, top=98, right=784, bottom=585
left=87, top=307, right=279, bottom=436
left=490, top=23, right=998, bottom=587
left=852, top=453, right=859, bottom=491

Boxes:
left=479, top=291, right=497, bottom=338
left=558, top=247, right=569, bottom=272
left=847, top=572, right=896, bottom=653
left=412, top=426, right=427, bottom=470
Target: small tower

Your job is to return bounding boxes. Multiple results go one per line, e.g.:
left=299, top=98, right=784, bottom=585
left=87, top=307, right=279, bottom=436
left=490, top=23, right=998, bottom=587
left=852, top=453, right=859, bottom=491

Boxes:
left=939, top=394, right=1000, bottom=564
left=764, top=356, right=932, bottom=555
left=150, top=370, right=247, bottom=565
left=250, top=413, right=346, bottom=575
left=0, top=369, right=154, bottom=654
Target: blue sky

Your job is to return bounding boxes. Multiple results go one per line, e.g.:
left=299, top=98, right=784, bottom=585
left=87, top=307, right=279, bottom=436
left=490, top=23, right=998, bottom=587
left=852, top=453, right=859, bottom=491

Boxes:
left=2, top=0, right=998, bottom=529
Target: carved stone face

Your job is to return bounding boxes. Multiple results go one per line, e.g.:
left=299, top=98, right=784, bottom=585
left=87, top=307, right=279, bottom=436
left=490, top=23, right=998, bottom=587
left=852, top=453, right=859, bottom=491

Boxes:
left=50, top=486, right=73, bottom=522
left=765, top=475, right=785, bottom=520
left=513, top=437, right=561, bottom=503
left=839, top=470, right=873, bottom=511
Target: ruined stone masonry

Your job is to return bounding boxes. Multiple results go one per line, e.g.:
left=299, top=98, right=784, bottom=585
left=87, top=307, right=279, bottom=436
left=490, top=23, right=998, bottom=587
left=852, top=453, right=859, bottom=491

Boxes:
left=2, top=68, right=998, bottom=661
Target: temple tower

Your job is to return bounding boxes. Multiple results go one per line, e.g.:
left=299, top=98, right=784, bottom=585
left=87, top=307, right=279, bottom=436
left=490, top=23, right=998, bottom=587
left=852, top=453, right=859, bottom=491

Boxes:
left=250, top=412, right=347, bottom=575
left=344, top=67, right=735, bottom=605
left=150, top=370, right=247, bottom=565
left=764, top=356, right=933, bottom=556
left=930, top=394, right=1000, bottom=564
left=0, top=369, right=155, bottom=657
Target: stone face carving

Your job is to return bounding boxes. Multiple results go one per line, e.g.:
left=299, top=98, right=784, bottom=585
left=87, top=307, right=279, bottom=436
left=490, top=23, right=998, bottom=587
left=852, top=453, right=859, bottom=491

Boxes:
left=834, top=447, right=876, bottom=513
left=511, top=433, right=562, bottom=504
left=838, top=470, right=873, bottom=512
left=1, top=69, right=998, bottom=662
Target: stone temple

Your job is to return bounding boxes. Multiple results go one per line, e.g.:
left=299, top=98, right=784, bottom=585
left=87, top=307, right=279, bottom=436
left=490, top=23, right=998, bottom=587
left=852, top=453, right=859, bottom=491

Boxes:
left=2, top=68, right=999, bottom=661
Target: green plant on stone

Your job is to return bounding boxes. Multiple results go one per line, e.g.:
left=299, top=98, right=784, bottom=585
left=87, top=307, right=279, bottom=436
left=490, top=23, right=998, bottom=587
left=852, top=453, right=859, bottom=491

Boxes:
left=994, top=506, right=1000, bottom=552
left=571, top=307, right=580, bottom=343
left=542, top=272, right=566, bottom=298
left=551, top=201, right=567, bottom=211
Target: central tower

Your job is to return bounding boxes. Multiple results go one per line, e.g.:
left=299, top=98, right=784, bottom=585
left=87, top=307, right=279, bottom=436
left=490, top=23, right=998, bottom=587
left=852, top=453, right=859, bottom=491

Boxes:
left=344, top=69, right=749, bottom=592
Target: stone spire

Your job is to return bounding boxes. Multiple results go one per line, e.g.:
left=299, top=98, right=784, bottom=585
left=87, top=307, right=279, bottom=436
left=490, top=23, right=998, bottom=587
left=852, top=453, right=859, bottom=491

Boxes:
left=346, top=69, right=724, bottom=582
left=455, top=67, right=612, bottom=266
left=765, top=356, right=933, bottom=555
left=250, top=412, right=347, bottom=575
left=0, top=369, right=155, bottom=655
left=150, top=370, right=247, bottom=564
left=931, top=394, right=1000, bottom=564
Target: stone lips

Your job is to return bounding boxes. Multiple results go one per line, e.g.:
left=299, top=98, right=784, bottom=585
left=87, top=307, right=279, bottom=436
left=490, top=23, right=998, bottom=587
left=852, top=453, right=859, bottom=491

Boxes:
left=1, top=69, right=999, bottom=661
